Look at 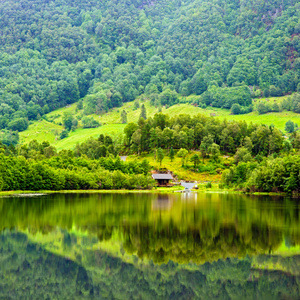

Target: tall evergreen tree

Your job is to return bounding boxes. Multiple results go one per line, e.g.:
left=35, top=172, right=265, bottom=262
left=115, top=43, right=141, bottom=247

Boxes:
left=156, top=148, right=164, bottom=167
left=169, top=147, right=175, bottom=162
left=121, top=110, right=127, bottom=124
left=140, top=104, right=147, bottom=120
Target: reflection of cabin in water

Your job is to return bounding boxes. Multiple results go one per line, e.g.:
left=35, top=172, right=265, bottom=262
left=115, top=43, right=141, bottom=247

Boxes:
left=152, top=173, right=173, bottom=187
left=152, top=194, right=173, bottom=210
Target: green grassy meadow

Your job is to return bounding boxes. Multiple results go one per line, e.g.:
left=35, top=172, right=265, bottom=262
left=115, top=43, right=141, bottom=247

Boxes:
left=19, top=95, right=300, bottom=150
left=54, top=124, right=125, bottom=150
left=20, top=122, right=125, bottom=150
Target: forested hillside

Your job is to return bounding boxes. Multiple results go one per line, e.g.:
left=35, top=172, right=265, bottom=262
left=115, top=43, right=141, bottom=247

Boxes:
left=0, top=0, right=300, bottom=134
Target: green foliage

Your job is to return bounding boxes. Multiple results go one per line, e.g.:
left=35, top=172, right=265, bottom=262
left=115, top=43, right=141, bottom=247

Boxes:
left=291, top=93, right=300, bottom=113
left=209, top=143, right=220, bottom=162
left=60, top=130, right=69, bottom=140
left=0, top=0, right=298, bottom=136
left=121, top=109, right=127, bottom=124
left=139, top=104, right=147, bottom=120
left=190, top=153, right=200, bottom=169
left=234, top=147, right=253, bottom=164
left=257, top=102, right=269, bottom=114
left=62, top=112, right=74, bottom=131
left=126, top=113, right=286, bottom=162
left=200, top=135, right=214, bottom=159
left=77, top=100, right=83, bottom=111
left=0, top=130, right=19, bottom=146
left=177, top=148, right=189, bottom=166
left=81, top=116, right=100, bottom=128
left=169, top=147, right=175, bottom=162
left=124, top=123, right=138, bottom=145
left=291, top=132, right=300, bottom=149
left=206, top=182, right=212, bottom=188
left=202, top=86, right=252, bottom=109
left=158, top=89, right=179, bottom=106
left=285, top=120, right=296, bottom=133
left=223, top=154, right=300, bottom=194
left=0, top=140, right=154, bottom=191
left=156, top=148, right=164, bottom=166
left=7, top=118, right=28, bottom=132
left=133, top=99, right=140, bottom=110
left=231, top=103, right=241, bottom=115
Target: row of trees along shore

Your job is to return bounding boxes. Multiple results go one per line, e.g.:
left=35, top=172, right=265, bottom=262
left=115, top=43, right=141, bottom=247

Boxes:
left=0, top=136, right=154, bottom=191
left=0, top=111, right=299, bottom=193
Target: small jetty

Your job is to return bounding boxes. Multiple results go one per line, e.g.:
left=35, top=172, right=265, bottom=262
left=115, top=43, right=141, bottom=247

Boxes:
left=180, top=182, right=196, bottom=192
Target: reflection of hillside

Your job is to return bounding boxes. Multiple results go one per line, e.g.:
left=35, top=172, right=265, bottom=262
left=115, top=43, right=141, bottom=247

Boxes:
left=0, top=193, right=300, bottom=264
left=1, top=231, right=300, bottom=300
left=119, top=224, right=283, bottom=264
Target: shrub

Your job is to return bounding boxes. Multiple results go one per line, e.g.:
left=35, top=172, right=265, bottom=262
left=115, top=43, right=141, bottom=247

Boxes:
left=231, top=103, right=241, bottom=115
left=60, top=130, right=69, bottom=139
left=82, top=116, right=100, bottom=128
left=206, top=182, right=212, bottom=188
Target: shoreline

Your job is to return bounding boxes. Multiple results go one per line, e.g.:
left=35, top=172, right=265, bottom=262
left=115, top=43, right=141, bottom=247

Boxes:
left=0, top=187, right=296, bottom=197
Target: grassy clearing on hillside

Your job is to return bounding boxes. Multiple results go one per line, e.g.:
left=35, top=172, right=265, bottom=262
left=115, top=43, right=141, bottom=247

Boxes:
left=99, top=101, right=159, bottom=124
left=20, top=120, right=62, bottom=144
left=46, top=103, right=78, bottom=124
left=218, top=111, right=300, bottom=131
left=253, top=95, right=291, bottom=106
left=54, top=124, right=125, bottom=150
left=20, top=95, right=299, bottom=150
left=20, top=123, right=125, bottom=150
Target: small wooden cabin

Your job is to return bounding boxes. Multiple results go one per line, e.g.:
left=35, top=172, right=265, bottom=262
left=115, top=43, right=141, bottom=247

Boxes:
left=152, top=173, right=173, bottom=187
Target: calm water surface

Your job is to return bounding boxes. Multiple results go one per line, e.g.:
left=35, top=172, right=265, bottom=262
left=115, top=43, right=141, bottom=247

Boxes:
left=0, top=192, right=300, bottom=299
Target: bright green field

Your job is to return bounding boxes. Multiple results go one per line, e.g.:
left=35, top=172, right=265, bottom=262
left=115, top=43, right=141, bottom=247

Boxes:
left=19, top=96, right=300, bottom=150
left=54, top=124, right=124, bottom=150
left=20, top=122, right=125, bottom=150
left=219, top=111, right=300, bottom=130
left=20, top=120, right=62, bottom=145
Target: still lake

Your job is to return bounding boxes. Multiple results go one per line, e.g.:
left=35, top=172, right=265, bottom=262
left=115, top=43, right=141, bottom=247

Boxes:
left=0, top=192, right=300, bottom=299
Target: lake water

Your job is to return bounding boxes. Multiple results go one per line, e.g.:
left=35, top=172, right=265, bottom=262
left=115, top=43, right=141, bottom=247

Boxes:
left=0, top=192, right=300, bottom=299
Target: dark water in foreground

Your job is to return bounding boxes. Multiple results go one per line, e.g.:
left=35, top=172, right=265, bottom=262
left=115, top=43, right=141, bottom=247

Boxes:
left=0, top=192, right=300, bottom=299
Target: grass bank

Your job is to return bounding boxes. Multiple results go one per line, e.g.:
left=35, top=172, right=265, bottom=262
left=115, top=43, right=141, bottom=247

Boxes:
left=0, top=186, right=185, bottom=197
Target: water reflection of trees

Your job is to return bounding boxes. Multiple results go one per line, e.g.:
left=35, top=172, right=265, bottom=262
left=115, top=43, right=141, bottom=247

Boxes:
left=99, top=224, right=282, bottom=264
left=1, top=231, right=300, bottom=300
left=0, top=193, right=300, bottom=264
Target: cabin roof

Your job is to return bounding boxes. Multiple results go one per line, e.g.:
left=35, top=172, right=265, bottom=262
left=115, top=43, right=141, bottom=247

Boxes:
left=152, top=174, right=173, bottom=180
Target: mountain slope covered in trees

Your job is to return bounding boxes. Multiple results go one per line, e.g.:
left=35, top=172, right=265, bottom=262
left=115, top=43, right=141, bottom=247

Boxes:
left=0, top=0, right=299, bottom=135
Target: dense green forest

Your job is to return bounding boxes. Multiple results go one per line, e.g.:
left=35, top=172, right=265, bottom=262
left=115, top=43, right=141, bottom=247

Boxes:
left=0, top=0, right=300, bottom=133
left=222, top=154, right=300, bottom=193
left=123, top=112, right=286, bottom=154
left=0, top=136, right=154, bottom=190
